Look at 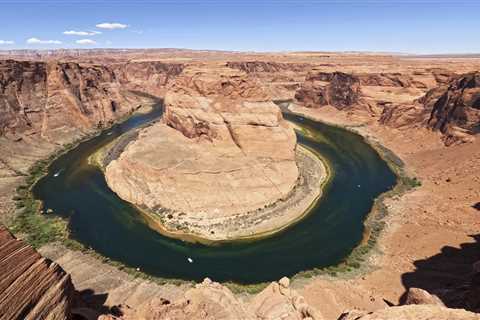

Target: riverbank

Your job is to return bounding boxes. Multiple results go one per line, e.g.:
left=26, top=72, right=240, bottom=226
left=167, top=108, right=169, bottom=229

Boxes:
left=288, top=104, right=480, bottom=320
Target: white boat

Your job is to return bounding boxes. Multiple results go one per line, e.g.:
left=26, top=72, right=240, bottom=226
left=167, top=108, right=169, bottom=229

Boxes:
left=187, top=257, right=193, bottom=263
left=107, top=132, right=113, bottom=135
left=53, top=170, right=62, bottom=177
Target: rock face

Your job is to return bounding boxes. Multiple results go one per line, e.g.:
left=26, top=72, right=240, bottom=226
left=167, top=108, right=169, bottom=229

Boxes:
left=294, top=71, right=362, bottom=109
left=0, top=59, right=186, bottom=142
left=0, top=226, right=74, bottom=319
left=226, top=61, right=310, bottom=73
left=111, top=61, right=184, bottom=97
left=338, top=305, right=480, bottom=320
left=105, top=65, right=299, bottom=240
left=425, top=72, right=480, bottom=143
left=0, top=59, right=154, bottom=142
left=99, top=277, right=321, bottom=320
left=380, top=72, right=480, bottom=145
left=358, top=72, right=428, bottom=88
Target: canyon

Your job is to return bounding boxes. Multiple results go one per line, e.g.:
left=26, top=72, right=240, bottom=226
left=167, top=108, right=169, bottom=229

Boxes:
left=0, top=49, right=479, bottom=319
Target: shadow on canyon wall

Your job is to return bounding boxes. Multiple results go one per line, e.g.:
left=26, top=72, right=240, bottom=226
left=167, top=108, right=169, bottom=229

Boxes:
left=400, top=233, right=480, bottom=312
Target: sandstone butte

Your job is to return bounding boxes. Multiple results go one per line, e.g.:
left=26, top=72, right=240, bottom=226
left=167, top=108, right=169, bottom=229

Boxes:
left=104, top=65, right=325, bottom=241
left=0, top=50, right=479, bottom=320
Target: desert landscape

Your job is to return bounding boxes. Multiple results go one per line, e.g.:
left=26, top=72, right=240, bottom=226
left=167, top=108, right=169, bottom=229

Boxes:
left=0, top=48, right=479, bottom=319
left=0, top=2, right=479, bottom=319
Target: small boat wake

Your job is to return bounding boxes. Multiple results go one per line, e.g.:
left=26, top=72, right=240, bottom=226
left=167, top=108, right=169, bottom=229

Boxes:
left=53, top=169, right=63, bottom=177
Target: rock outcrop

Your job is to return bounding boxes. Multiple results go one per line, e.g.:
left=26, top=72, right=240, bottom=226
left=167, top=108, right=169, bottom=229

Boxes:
left=226, top=61, right=310, bottom=73
left=403, top=288, right=445, bottom=306
left=358, top=72, right=428, bottom=88
left=105, top=65, right=300, bottom=240
left=294, top=71, right=362, bottom=109
left=111, top=61, right=184, bottom=97
left=0, top=59, right=156, bottom=143
left=99, top=277, right=321, bottom=320
left=338, top=305, right=480, bottom=320
left=424, top=72, right=480, bottom=144
left=380, top=72, right=480, bottom=145
left=0, top=226, right=74, bottom=319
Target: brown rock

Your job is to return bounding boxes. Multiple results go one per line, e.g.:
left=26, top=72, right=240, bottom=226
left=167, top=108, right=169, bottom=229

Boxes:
left=425, top=72, right=480, bottom=144
left=295, top=71, right=362, bottom=109
left=226, top=61, right=310, bottom=73
left=0, top=226, right=74, bottom=320
left=403, top=288, right=445, bottom=306
left=98, top=278, right=321, bottom=320
left=338, top=305, right=480, bottom=320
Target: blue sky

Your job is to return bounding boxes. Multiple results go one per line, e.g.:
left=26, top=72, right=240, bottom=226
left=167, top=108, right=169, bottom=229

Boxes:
left=0, top=0, right=479, bottom=53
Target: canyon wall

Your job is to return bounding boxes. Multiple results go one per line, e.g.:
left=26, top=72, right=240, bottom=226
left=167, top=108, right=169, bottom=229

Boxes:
left=294, top=70, right=479, bottom=145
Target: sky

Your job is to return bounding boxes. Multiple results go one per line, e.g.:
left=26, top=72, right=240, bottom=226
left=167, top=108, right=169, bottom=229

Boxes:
left=0, top=0, right=479, bottom=54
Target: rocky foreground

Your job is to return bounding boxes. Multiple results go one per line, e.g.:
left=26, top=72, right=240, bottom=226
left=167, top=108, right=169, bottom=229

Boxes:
left=2, top=226, right=480, bottom=319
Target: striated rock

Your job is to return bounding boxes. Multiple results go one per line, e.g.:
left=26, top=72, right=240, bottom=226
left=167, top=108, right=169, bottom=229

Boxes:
left=424, top=72, right=480, bottom=144
left=111, top=61, right=184, bottom=97
left=380, top=72, right=480, bottom=145
left=0, top=226, right=74, bottom=319
left=403, top=288, right=444, bottom=306
left=99, top=278, right=321, bottom=320
left=251, top=278, right=322, bottom=320
left=226, top=61, right=310, bottom=73
left=294, top=71, right=362, bottom=109
left=358, top=72, right=427, bottom=89
left=0, top=59, right=159, bottom=143
left=105, top=65, right=299, bottom=240
left=338, top=305, right=480, bottom=320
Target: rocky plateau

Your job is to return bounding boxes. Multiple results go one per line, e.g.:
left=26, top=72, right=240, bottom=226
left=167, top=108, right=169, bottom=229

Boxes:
left=0, top=50, right=479, bottom=319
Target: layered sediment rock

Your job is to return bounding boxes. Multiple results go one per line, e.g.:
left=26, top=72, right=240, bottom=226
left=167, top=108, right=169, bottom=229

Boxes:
left=111, top=61, right=184, bottom=97
left=105, top=65, right=301, bottom=240
left=0, top=59, right=154, bottom=142
left=358, top=72, right=428, bottom=88
left=99, top=277, right=321, bottom=320
left=226, top=61, right=310, bottom=73
left=0, top=59, right=185, bottom=141
left=339, top=305, right=480, bottom=320
left=425, top=72, right=480, bottom=144
left=0, top=226, right=74, bottom=319
left=380, top=72, right=480, bottom=144
left=294, top=71, right=362, bottom=109
left=0, top=58, right=182, bottom=217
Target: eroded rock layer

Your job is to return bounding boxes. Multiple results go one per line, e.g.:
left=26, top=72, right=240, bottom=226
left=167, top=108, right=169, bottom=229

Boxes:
left=0, top=226, right=74, bottom=320
left=381, top=72, right=480, bottom=144
left=294, top=71, right=362, bottom=109
left=105, top=65, right=300, bottom=239
left=99, top=277, right=321, bottom=320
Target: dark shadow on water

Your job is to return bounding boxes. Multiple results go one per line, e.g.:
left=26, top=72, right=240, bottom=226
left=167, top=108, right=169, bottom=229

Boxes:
left=400, top=234, right=480, bottom=312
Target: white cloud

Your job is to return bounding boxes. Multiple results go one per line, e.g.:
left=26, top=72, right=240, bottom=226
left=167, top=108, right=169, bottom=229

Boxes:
left=96, top=22, right=128, bottom=30
left=64, top=30, right=101, bottom=36
left=0, top=40, right=14, bottom=45
left=26, top=38, right=62, bottom=44
left=76, top=39, right=96, bottom=45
